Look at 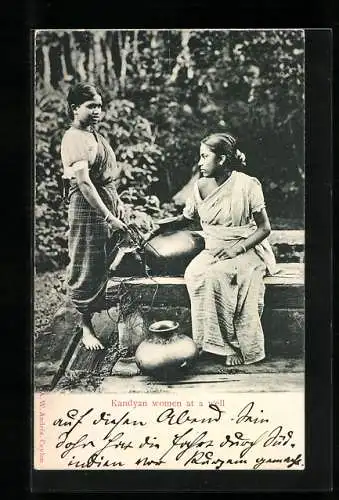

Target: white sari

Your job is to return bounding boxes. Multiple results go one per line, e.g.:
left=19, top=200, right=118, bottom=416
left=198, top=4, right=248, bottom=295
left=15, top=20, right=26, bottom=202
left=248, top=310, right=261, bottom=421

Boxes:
left=183, top=171, right=277, bottom=364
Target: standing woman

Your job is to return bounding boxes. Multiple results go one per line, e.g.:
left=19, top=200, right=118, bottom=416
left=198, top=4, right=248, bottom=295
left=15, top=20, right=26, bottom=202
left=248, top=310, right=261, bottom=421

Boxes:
left=60, top=82, right=127, bottom=350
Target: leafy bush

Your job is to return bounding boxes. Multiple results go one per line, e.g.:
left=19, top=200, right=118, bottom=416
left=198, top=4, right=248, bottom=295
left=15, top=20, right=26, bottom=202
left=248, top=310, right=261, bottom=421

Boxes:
left=97, top=99, right=165, bottom=232
left=123, top=30, right=305, bottom=220
left=35, top=30, right=305, bottom=272
left=35, top=91, right=166, bottom=271
left=35, top=91, right=69, bottom=271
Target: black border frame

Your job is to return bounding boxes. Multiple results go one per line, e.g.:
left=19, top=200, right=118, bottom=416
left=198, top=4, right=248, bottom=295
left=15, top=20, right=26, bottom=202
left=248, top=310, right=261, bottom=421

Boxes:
left=28, top=27, right=333, bottom=493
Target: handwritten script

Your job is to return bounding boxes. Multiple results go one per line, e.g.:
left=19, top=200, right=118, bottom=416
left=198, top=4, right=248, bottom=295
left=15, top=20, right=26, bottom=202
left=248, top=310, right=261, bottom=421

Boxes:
left=38, top=397, right=304, bottom=470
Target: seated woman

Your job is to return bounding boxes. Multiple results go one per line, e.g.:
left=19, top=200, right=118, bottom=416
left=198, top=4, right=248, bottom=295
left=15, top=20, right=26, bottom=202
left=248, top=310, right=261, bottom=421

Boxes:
left=154, top=132, right=277, bottom=366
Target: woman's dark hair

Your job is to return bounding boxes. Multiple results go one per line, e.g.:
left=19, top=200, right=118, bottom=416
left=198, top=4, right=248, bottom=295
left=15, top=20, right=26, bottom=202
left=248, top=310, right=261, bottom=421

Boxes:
left=67, top=82, right=101, bottom=119
left=201, top=132, right=246, bottom=169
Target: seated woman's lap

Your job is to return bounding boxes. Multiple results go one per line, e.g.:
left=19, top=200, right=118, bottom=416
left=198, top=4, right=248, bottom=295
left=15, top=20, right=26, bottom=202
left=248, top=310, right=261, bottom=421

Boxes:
left=184, top=249, right=237, bottom=282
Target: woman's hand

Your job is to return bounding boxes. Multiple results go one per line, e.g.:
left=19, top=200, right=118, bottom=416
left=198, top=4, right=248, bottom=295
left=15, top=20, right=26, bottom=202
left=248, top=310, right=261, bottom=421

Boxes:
left=212, top=245, right=241, bottom=260
left=74, top=168, right=128, bottom=231
left=105, top=212, right=128, bottom=232
left=116, top=200, right=125, bottom=220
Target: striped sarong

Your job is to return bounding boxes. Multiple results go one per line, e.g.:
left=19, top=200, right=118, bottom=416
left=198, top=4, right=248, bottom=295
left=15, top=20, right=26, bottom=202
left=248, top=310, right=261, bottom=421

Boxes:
left=66, top=183, right=120, bottom=315
left=62, top=130, right=122, bottom=316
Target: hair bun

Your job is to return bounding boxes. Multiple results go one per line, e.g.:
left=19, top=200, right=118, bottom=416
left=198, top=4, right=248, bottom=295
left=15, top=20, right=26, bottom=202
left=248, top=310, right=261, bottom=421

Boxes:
left=235, top=148, right=246, bottom=167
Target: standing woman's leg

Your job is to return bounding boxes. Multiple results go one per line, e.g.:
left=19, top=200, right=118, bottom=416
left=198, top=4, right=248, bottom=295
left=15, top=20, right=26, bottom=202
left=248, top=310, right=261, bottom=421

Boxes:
left=67, top=191, right=110, bottom=350
left=80, top=312, right=103, bottom=350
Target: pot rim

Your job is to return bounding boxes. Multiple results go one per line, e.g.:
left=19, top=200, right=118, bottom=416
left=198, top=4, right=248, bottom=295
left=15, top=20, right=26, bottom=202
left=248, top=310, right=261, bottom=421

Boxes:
left=148, top=320, right=179, bottom=333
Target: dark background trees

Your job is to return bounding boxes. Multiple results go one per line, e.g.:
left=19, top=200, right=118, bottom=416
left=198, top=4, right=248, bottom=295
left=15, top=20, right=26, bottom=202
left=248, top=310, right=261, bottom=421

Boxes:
left=35, top=29, right=304, bottom=271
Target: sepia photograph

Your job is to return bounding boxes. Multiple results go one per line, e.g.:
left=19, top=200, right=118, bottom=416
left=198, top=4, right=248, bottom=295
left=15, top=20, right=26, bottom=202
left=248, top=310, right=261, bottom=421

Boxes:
left=33, top=29, right=306, bottom=472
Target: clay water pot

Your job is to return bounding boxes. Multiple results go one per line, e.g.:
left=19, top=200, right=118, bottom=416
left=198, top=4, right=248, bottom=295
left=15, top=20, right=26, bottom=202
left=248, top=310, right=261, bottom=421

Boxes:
left=144, top=230, right=205, bottom=276
left=135, top=320, right=198, bottom=379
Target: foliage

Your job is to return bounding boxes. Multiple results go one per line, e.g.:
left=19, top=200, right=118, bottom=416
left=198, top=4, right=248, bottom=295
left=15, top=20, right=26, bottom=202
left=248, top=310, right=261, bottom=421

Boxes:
left=35, top=91, right=69, bottom=271
left=96, top=99, right=164, bottom=233
left=35, top=29, right=305, bottom=271
left=35, top=91, right=164, bottom=270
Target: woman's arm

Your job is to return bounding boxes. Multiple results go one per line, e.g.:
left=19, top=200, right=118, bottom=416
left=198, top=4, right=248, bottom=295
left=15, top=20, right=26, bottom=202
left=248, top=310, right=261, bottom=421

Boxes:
left=239, top=208, right=271, bottom=250
left=116, top=195, right=125, bottom=219
left=213, top=209, right=271, bottom=259
left=74, top=161, right=127, bottom=231
left=146, top=214, right=191, bottom=240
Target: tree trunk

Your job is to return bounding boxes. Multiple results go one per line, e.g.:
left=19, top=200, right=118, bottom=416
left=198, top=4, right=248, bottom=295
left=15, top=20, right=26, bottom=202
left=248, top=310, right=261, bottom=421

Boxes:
left=77, top=52, right=87, bottom=81
left=42, top=45, right=52, bottom=89
left=87, top=47, right=95, bottom=84
left=119, top=31, right=131, bottom=93
left=168, top=30, right=193, bottom=84
left=93, top=31, right=105, bottom=86
left=150, top=30, right=158, bottom=49
left=60, top=52, right=68, bottom=81
left=222, top=30, right=231, bottom=61
left=62, top=33, right=76, bottom=80
left=68, top=32, right=78, bottom=76
left=132, top=30, right=139, bottom=62
left=105, top=31, right=116, bottom=87
left=60, top=42, right=72, bottom=82
left=117, top=30, right=123, bottom=86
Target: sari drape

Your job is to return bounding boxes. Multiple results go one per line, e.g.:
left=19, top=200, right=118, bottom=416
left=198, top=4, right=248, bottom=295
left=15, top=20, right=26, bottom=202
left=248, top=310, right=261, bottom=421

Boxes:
left=184, top=171, right=277, bottom=364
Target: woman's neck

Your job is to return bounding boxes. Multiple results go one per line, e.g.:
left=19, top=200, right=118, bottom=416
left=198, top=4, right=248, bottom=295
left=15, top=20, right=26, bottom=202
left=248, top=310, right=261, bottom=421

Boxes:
left=71, top=119, right=93, bottom=132
left=214, top=169, right=232, bottom=186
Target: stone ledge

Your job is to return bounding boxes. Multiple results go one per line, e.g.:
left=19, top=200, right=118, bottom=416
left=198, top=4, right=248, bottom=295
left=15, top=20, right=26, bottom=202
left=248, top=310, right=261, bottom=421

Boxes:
left=35, top=262, right=304, bottom=391
left=268, top=230, right=304, bottom=246
left=109, top=262, right=304, bottom=286
left=106, top=263, right=304, bottom=309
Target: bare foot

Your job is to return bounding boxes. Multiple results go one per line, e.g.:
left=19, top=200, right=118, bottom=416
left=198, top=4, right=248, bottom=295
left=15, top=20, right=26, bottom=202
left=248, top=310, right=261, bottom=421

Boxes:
left=82, top=326, right=104, bottom=351
left=225, top=353, right=243, bottom=366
